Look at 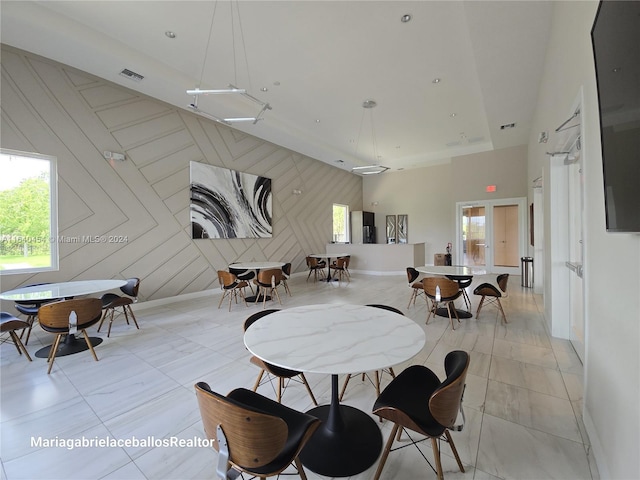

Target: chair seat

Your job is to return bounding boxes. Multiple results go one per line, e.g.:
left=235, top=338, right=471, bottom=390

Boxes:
left=14, top=304, right=39, bottom=316
left=473, top=283, right=502, bottom=297
left=373, top=365, right=445, bottom=437
left=1, top=312, right=31, bottom=331
left=411, top=281, right=423, bottom=290
left=250, top=356, right=301, bottom=378
left=227, top=387, right=319, bottom=475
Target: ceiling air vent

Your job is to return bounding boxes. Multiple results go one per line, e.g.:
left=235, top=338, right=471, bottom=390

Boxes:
left=500, top=122, right=517, bottom=130
left=119, top=69, right=144, bottom=82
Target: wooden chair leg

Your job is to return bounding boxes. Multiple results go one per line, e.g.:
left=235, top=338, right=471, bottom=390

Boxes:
left=107, top=309, right=116, bottom=337
left=294, top=457, right=308, bottom=480
left=47, top=334, right=63, bottom=374
left=497, top=299, right=508, bottom=323
left=217, top=291, right=227, bottom=309
left=277, top=376, right=284, bottom=403
left=476, top=296, right=485, bottom=318
left=373, top=423, right=399, bottom=480
left=126, top=305, right=140, bottom=329
left=445, top=429, right=465, bottom=472
left=272, top=286, right=282, bottom=305
left=374, top=370, right=381, bottom=396
left=10, top=331, right=32, bottom=361
left=339, top=374, right=351, bottom=401
left=82, top=329, right=99, bottom=362
left=299, top=373, right=318, bottom=405
left=431, top=437, right=444, bottom=480
left=252, top=370, right=265, bottom=391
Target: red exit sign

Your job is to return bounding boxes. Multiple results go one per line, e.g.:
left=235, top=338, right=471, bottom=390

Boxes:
left=486, top=185, right=497, bottom=193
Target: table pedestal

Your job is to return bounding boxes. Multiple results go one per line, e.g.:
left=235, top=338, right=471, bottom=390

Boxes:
left=35, top=334, right=103, bottom=358
left=300, top=375, right=382, bottom=477
left=435, top=307, right=473, bottom=319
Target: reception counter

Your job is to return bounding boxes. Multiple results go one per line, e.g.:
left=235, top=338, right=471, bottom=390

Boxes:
left=326, top=243, right=425, bottom=275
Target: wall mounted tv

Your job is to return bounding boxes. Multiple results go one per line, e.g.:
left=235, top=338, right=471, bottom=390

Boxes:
left=590, top=0, right=640, bottom=233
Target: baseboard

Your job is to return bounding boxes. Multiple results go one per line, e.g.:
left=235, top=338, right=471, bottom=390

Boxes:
left=583, top=406, right=609, bottom=478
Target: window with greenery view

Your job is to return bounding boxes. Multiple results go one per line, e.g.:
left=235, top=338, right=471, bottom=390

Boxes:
left=332, top=204, right=349, bottom=243
left=0, top=149, right=58, bottom=274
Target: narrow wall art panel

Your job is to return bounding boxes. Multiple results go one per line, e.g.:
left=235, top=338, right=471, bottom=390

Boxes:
left=190, top=162, right=272, bottom=239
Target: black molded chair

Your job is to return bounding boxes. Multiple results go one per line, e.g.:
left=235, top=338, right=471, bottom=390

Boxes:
left=281, top=262, right=293, bottom=296
left=474, top=273, right=509, bottom=323
left=244, top=310, right=318, bottom=406
left=229, top=267, right=255, bottom=295
left=195, top=382, right=321, bottom=480
left=339, top=304, right=402, bottom=401
left=372, top=350, right=470, bottom=480
left=305, top=256, right=326, bottom=282
left=98, top=278, right=140, bottom=337
left=1, top=312, right=32, bottom=361
left=13, top=282, right=62, bottom=345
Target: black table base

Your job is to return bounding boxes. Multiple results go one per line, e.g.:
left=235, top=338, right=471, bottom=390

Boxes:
left=300, top=375, right=382, bottom=477
left=35, top=334, right=103, bottom=358
left=435, top=307, right=473, bottom=319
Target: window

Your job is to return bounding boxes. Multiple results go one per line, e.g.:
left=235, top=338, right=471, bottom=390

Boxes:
left=332, top=204, right=349, bottom=243
left=0, top=149, right=58, bottom=274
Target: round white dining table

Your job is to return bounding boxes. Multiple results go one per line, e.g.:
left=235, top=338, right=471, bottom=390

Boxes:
left=0, top=279, right=127, bottom=358
left=229, top=261, right=285, bottom=302
left=244, top=303, right=425, bottom=477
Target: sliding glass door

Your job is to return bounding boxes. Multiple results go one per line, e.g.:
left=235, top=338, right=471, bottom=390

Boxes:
left=456, top=198, right=526, bottom=274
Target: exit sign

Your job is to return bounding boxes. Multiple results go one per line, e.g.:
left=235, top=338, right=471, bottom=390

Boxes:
left=486, top=185, right=497, bottom=192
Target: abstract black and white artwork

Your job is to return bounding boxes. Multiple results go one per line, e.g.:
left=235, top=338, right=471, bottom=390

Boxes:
left=190, top=162, right=272, bottom=239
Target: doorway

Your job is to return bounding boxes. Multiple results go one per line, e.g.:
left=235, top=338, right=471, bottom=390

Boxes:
left=456, top=198, right=527, bottom=274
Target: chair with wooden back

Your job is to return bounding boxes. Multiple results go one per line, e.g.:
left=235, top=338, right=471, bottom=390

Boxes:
left=281, top=262, right=293, bottom=296
left=422, top=277, right=463, bottom=330
left=38, top=298, right=103, bottom=374
left=473, top=273, right=509, bottom=323
left=406, top=267, right=425, bottom=308
left=244, top=310, right=318, bottom=406
left=1, top=312, right=32, bottom=362
left=216, top=270, right=249, bottom=311
left=98, top=277, right=140, bottom=336
left=372, top=350, right=470, bottom=480
left=329, top=257, right=350, bottom=283
left=195, top=382, right=321, bottom=480
left=254, top=268, right=284, bottom=309
left=305, top=256, right=325, bottom=282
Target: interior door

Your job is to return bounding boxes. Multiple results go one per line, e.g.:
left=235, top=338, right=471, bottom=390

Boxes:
left=567, top=152, right=585, bottom=362
left=457, top=198, right=526, bottom=274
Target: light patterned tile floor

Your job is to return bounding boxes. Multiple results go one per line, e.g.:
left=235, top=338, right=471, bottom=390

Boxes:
left=1, top=272, right=599, bottom=479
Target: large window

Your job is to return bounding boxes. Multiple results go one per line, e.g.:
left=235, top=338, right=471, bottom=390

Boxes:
left=0, top=149, right=58, bottom=274
left=332, top=204, right=349, bottom=243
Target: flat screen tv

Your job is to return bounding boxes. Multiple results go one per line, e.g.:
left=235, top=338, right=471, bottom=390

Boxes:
left=590, top=0, right=640, bottom=233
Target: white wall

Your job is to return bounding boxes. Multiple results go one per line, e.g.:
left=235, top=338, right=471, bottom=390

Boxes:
left=528, top=2, right=640, bottom=477
left=363, top=145, right=528, bottom=263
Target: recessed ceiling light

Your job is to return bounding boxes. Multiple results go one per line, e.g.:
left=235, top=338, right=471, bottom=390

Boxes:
left=450, top=113, right=457, bottom=117
left=165, top=31, right=176, bottom=39
left=315, top=119, right=321, bottom=123
left=260, top=87, right=268, bottom=92
left=432, top=78, right=441, bottom=84
left=401, top=14, right=412, bottom=23
left=612, top=67, right=621, bottom=73
left=362, top=99, right=377, bottom=109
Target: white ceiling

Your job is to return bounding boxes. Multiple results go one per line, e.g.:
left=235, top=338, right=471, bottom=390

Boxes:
left=1, top=1, right=553, bottom=173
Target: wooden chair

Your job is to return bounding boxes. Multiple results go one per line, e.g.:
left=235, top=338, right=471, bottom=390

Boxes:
left=406, top=267, right=425, bottom=308
left=216, top=271, right=249, bottom=311
left=254, top=268, right=284, bottom=309
left=195, top=382, right=321, bottom=480
left=372, top=350, right=470, bottom=480
left=244, top=310, right=318, bottom=406
left=281, top=262, right=293, bottom=296
left=339, top=304, right=401, bottom=401
left=474, top=273, right=509, bottom=323
left=329, top=257, right=350, bottom=283
left=423, top=277, right=463, bottom=330
left=38, top=298, right=103, bottom=374
left=13, top=282, right=64, bottom=345
left=305, top=256, right=325, bottom=282
left=229, top=267, right=255, bottom=295
left=1, top=312, right=32, bottom=361
left=98, top=277, right=140, bottom=336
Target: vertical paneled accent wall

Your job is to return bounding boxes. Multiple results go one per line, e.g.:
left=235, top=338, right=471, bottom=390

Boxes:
left=0, top=46, right=363, bottom=300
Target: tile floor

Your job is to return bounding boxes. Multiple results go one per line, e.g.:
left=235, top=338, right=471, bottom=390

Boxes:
left=0, top=272, right=599, bottom=480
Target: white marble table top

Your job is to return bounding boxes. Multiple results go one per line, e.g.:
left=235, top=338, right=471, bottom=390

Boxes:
left=310, top=253, right=348, bottom=259
left=229, top=261, right=284, bottom=270
left=244, top=304, right=425, bottom=375
left=416, top=265, right=482, bottom=277
left=0, top=279, right=127, bottom=302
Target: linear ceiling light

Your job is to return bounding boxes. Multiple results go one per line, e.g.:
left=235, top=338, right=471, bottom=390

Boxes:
left=351, top=165, right=390, bottom=175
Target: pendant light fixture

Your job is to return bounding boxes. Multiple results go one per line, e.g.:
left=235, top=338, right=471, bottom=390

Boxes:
left=351, top=99, right=389, bottom=175
left=187, top=1, right=271, bottom=125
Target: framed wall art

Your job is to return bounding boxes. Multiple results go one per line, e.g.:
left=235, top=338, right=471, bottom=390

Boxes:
left=190, top=162, right=272, bottom=239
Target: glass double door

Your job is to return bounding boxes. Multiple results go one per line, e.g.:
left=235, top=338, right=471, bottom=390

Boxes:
left=456, top=198, right=526, bottom=274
